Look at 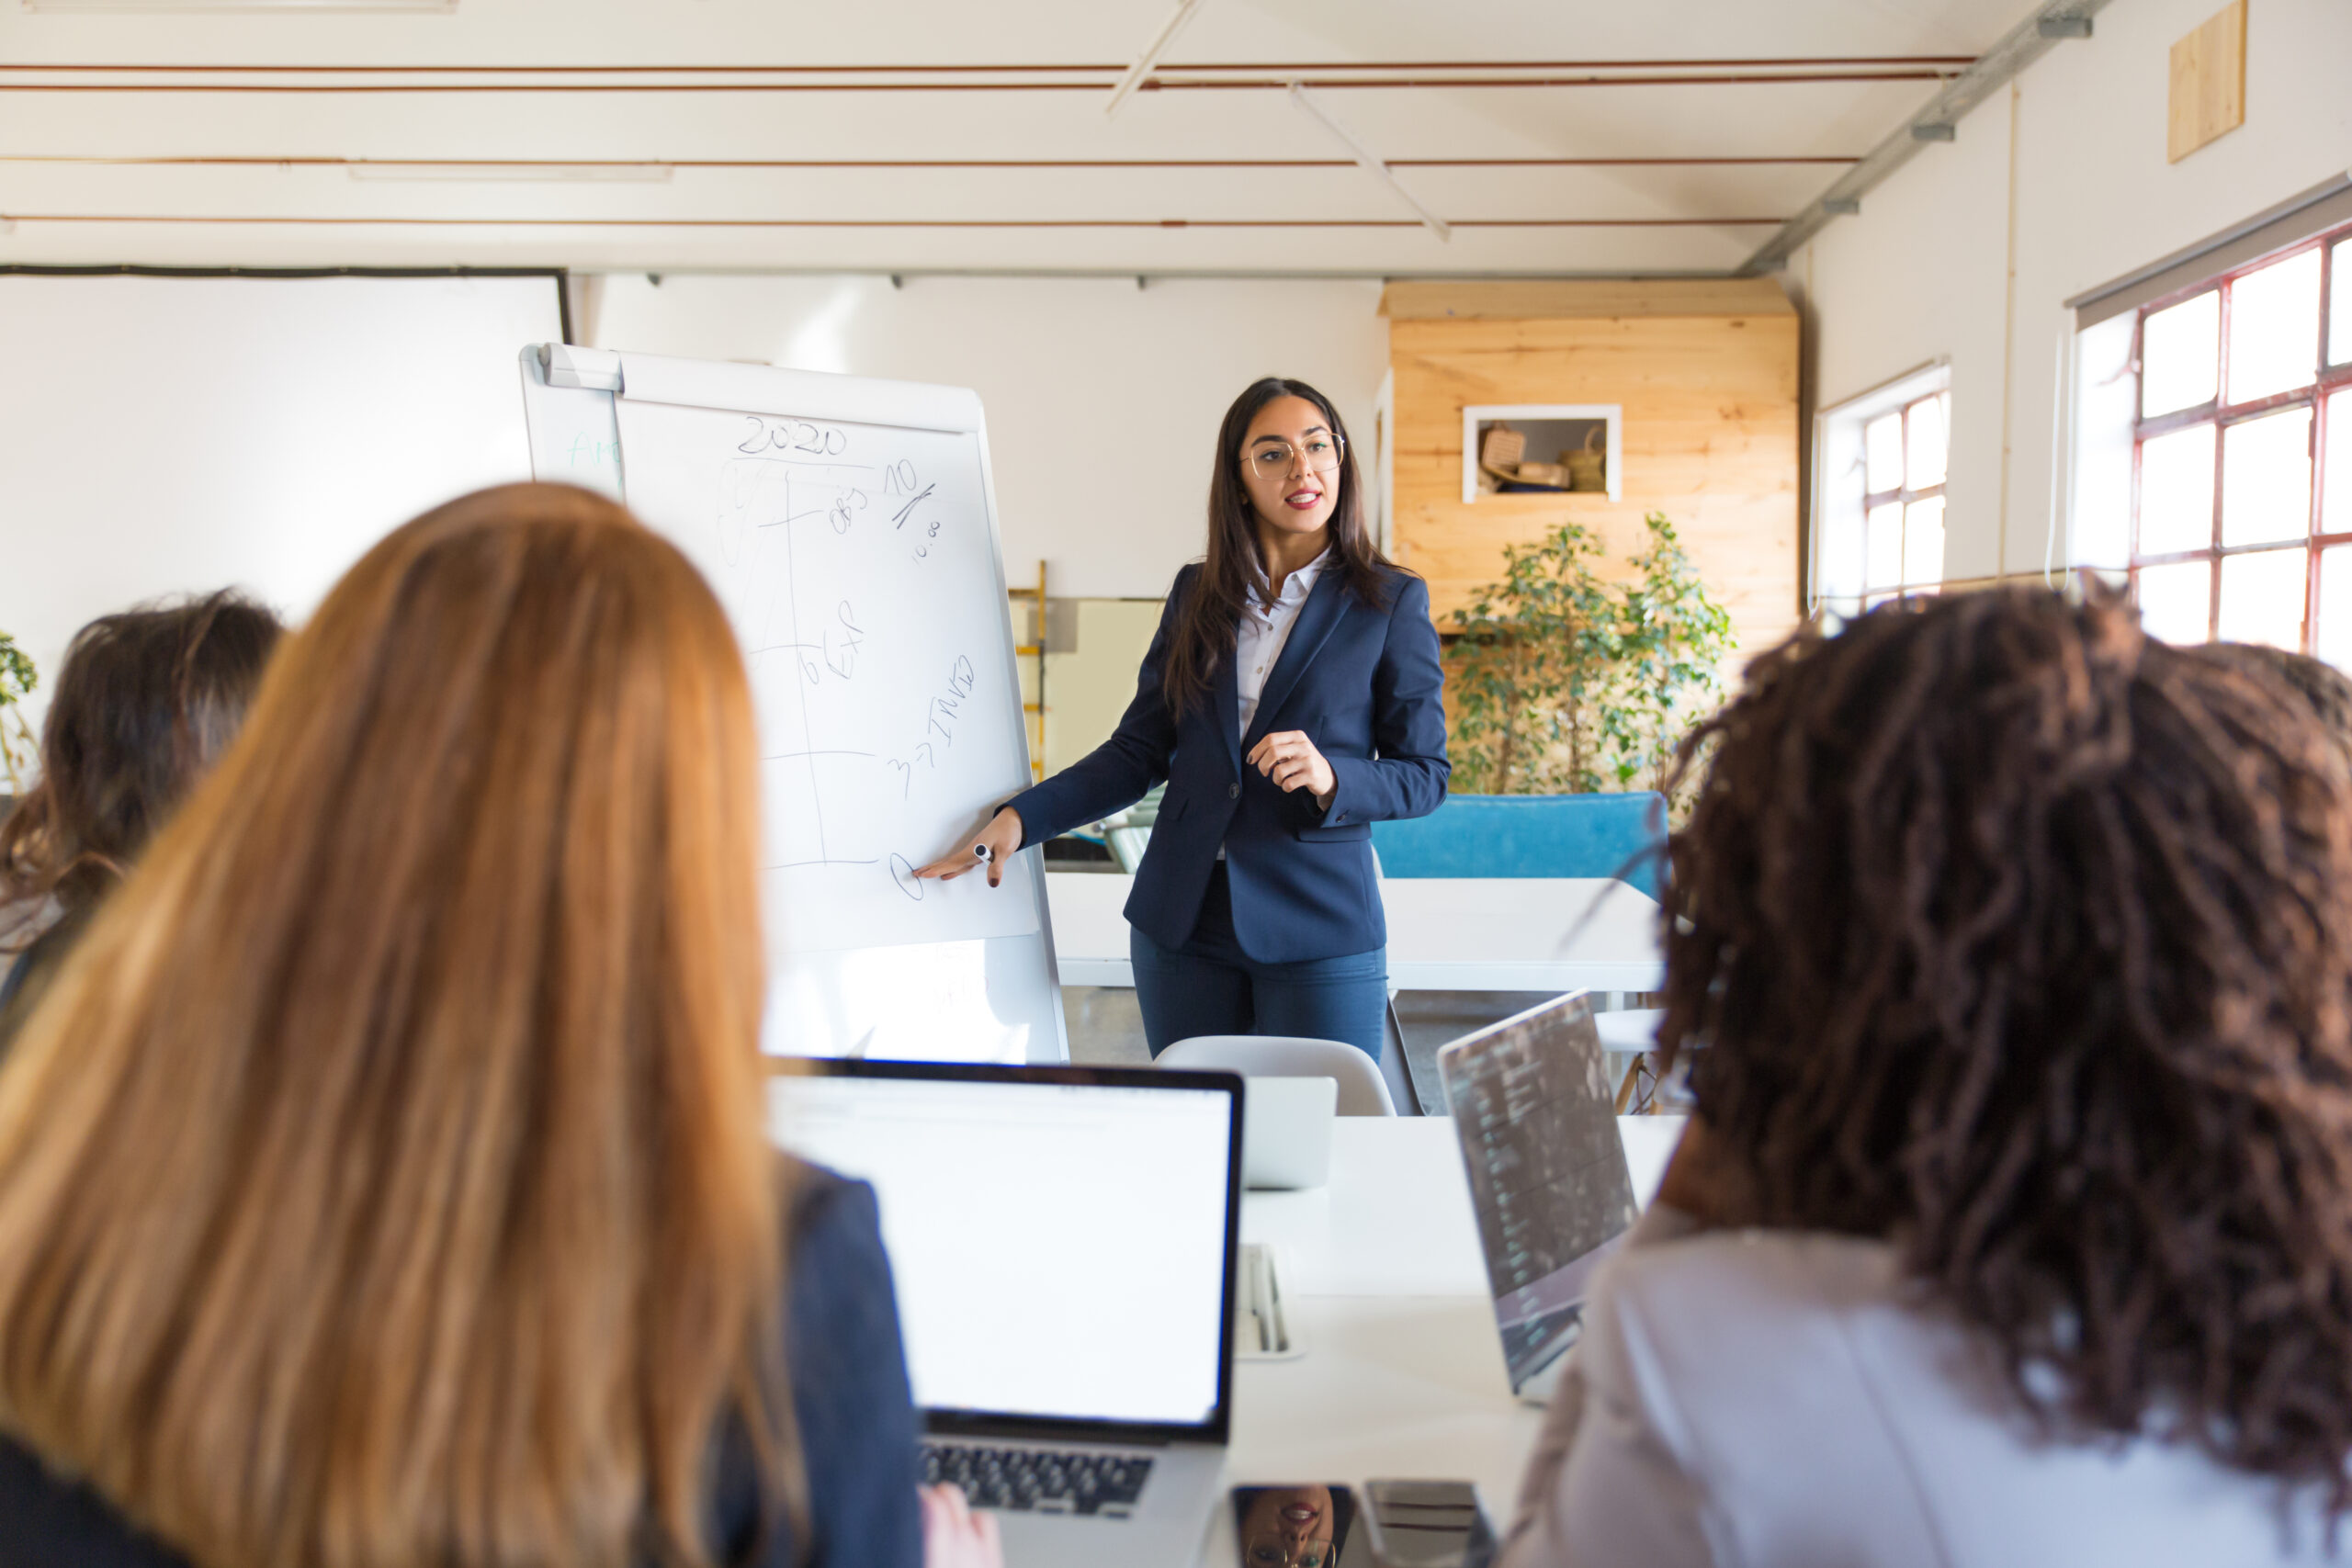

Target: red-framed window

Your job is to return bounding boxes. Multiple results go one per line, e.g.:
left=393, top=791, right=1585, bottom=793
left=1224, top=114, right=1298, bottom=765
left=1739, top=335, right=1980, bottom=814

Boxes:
left=2129, top=215, right=2352, bottom=658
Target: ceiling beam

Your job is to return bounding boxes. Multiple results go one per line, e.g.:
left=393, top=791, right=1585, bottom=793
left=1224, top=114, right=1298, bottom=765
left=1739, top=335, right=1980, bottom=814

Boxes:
left=1288, top=82, right=1451, bottom=240
left=1104, top=0, right=1204, bottom=116
left=1737, top=0, right=2108, bottom=275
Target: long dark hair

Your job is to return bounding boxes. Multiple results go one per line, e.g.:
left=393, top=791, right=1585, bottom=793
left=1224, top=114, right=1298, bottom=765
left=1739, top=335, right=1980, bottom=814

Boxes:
left=0, top=590, right=282, bottom=933
left=1660, top=588, right=2352, bottom=1508
left=1160, top=378, right=1396, bottom=720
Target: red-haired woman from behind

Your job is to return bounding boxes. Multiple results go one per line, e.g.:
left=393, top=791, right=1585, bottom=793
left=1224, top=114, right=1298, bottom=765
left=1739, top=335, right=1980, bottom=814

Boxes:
left=0, top=485, right=995, bottom=1568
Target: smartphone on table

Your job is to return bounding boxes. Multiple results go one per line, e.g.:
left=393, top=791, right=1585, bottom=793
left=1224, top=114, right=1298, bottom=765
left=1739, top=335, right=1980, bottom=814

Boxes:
left=1361, top=1479, right=1497, bottom=1568
left=1231, top=1483, right=1365, bottom=1568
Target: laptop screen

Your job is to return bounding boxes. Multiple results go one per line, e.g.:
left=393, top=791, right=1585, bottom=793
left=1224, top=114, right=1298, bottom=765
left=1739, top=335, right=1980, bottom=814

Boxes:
left=1437, top=992, right=1638, bottom=1393
left=774, top=1063, right=1238, bottom=1434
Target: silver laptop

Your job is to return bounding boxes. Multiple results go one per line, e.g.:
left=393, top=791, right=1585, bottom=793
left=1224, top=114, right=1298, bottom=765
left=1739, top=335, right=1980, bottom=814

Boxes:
left=1436, top=991, right=1639, bottom=1403
left=777, top=1060, right=1242, bottom=1566
left=1239, top=1074, right=1338, bottom=1190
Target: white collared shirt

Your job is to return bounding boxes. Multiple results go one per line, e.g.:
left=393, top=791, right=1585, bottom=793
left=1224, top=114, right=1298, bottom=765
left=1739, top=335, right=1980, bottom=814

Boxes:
left=1236, top=547, right=1330, bottom=739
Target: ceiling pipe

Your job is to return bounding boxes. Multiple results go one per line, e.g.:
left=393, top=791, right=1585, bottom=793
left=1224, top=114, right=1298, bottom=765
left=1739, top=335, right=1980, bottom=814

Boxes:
left=0, top=55, right=1982, bottom=74
left=1738, top=0, right=2105, bottom=276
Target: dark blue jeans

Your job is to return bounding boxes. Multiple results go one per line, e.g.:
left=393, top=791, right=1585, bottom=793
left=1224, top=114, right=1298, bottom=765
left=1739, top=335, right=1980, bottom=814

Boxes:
left=1129, top=862, right=1389, bottom=1059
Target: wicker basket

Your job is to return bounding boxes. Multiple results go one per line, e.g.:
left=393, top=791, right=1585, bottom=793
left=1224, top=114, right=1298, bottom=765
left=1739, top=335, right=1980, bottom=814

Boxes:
left=1478, top=425, right=1527, bottom=470
left=1566, top=426, right=1606, bottom=492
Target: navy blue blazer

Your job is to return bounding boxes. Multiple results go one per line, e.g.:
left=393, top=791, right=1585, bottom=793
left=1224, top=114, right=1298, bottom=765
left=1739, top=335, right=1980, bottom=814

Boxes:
left=1010, top=561, right=1449, bottom=964
left=0, top=1164, right=922, bottom=1568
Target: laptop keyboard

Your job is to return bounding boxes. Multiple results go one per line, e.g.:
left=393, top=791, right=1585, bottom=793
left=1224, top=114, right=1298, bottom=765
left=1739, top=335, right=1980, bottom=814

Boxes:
left=921, top=1442, right=1154, bottom=1517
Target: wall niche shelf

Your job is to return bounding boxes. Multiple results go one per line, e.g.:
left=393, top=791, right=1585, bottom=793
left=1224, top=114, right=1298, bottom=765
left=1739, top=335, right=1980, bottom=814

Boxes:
left=1462, top=403, right=1623, bottom=504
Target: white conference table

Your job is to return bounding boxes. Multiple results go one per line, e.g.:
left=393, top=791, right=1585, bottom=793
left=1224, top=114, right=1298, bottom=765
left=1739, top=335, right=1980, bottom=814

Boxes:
left=1199, top=1114, right=1687, bottom=1566
left=1045, top=871, right=1666, bottom=994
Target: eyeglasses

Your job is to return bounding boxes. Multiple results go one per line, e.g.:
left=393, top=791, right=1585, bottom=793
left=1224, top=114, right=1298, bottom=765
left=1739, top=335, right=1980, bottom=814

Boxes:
left=1243, top=1536, right=1332, bottom=1568
left=1245, top=433, right=1344, bottom=480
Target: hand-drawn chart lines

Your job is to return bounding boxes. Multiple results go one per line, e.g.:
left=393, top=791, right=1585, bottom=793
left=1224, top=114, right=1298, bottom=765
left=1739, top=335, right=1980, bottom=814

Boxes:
left=711, top=449, right=888, bottom=875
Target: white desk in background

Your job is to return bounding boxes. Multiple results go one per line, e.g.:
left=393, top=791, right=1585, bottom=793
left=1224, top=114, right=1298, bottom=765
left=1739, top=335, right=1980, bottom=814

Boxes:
left=1202, top=1115, right=1687, bottom=1567
left=1045, top=872, right=1666, bottom=994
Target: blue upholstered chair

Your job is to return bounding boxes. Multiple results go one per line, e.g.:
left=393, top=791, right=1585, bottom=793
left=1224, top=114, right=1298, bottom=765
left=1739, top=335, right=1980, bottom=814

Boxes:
left=1368, top=791, right=1667, bottom=896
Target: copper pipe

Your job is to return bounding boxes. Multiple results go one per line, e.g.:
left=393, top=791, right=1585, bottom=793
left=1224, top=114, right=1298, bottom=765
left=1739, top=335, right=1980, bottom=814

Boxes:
left=0, top=212, right=1788, bottom=228
left=0, top=70, right=1954, bottom=93
left=0, top=154, right=1860, bottom=169
left=0, top=56, right=1980, bottom=74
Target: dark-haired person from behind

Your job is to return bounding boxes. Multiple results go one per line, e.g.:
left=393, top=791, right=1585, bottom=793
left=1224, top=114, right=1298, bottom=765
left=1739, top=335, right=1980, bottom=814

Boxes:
left=0, top=590, right=282, bottom=1053
left=1501, top=590, right=2352, bottom=1567
left=916, top=378, right=1447, bottom=1058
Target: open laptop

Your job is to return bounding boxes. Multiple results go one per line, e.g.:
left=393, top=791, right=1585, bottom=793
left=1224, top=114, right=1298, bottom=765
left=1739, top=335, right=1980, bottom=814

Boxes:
left=1238, top=1074, right=1338, bottom=1190
left=1436, top=991, right=1639, bottom=1403
left=775, top=1059, right=1243, bottom=1567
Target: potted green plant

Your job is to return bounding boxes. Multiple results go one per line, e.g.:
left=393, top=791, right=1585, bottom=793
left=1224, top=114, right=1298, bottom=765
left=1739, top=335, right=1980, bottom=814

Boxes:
left=0, top=631, right=36, bottom=801
left=1446, top=513, right=1733, bottom=799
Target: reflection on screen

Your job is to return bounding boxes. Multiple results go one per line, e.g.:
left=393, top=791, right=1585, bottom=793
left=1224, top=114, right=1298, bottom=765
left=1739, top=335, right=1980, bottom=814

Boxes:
left=1441, top=995, right=1638, bottom=1390
left=775, top=1075, right=1233, bottom=1427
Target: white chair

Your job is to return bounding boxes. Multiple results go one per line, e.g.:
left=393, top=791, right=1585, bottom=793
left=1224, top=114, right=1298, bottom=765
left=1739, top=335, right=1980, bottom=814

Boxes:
left=1594, top=1008, right=1664, bottom=1055
left=1104, top=823, right=1151, bottom=874
left=1156, top=1034, right=1397, bottom=1117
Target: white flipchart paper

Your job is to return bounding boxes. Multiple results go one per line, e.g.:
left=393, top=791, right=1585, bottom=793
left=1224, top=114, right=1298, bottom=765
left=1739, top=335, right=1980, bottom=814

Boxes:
left=614, top=393, right=1041, bottom=953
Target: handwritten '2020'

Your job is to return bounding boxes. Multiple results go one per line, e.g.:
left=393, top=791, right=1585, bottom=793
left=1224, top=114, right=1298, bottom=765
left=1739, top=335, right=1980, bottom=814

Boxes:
left=736, top=417, right=944, bottom=562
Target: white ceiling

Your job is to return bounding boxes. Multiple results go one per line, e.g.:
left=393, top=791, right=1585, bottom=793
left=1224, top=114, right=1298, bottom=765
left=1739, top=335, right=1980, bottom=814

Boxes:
left=0, top=0, right=2048, bottom=275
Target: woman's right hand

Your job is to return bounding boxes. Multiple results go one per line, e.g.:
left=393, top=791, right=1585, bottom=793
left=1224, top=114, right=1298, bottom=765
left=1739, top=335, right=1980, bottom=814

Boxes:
left=921, top=1483, right=1004, bottom=1568
left=913, top=807, right=1023, bottom=888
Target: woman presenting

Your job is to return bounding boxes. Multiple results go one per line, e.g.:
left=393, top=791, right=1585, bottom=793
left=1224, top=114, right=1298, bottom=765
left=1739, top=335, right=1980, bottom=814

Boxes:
left=918, top=377, right=1447, bottom=1057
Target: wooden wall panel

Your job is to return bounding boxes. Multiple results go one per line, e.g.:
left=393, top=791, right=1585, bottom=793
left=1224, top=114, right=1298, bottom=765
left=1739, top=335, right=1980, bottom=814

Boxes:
left=1381, top=276, right=1796, bottom=321
left=2168, top=0, right=2247, bottom=164
left=1388, top=306, right=1802, bottom=666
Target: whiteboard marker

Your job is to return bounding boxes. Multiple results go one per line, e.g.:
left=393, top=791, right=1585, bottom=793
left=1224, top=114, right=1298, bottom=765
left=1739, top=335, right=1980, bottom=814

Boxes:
left=972, top=843, right=994, bottom=864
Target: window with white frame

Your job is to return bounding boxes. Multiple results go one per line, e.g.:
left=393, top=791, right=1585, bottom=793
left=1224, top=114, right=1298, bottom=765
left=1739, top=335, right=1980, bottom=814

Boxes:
left=1814, top=367, right=1951, bottom=620
left=2128, top=216, right=2352, bottom=657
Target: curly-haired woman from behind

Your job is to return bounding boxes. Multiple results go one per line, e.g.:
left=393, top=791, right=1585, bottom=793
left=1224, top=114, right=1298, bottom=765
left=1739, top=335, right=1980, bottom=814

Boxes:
left=0, top=485, right=995, bottom=1568
left=1500, top=589, right=2352, bottom=1568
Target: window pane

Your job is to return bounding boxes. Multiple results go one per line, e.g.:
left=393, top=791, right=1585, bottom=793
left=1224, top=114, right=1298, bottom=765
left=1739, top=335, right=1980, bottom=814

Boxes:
left=2226, top=247, right=2322, bottom=404
left=1903, top=496, right=1946, bottom=587
left=1865, top=413, right=1904, bottom=495
left=1865, top=502, right=1903, bottom=591
left=2137, top=558, right=2213, bottom=644
left=2333, top=240, right=2351, bottom=367
left=2317, top=545, right=2352, bottom=671
left=2325, top=389, right=2352, bottom=536
left=2220, top=407, right=2313, bottom=547
left=2138, top=423, right=2217, bottom=555
left=1818, top=505, right=1866, bottom=600
left=1905, top=395, right=1948, bottom=490
left=2143, top=290, right=2219, bottom=417
left=2216, top=547, right=2308, bottom=649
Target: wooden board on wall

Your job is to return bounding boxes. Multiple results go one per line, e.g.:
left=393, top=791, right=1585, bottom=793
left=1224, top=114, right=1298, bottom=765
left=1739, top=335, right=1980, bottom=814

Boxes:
left=1389, top=308, right=1801, bottom=668
left=1381, top=277, right=1794, bottom=321
left=2168, top=0, right=2247, bottom=164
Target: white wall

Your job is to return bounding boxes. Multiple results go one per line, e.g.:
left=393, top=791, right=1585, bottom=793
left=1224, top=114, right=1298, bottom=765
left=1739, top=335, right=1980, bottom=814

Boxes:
left=1790, top=0, right=2352, bottom=585
left=585, top=274, right=1392, bottom=600
left=0, top=273, right=561, bottom=735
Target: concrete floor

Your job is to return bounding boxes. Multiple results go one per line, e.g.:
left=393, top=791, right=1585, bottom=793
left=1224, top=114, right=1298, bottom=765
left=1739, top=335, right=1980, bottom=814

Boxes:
left=1060, top=986, right=1154, bottom=1066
